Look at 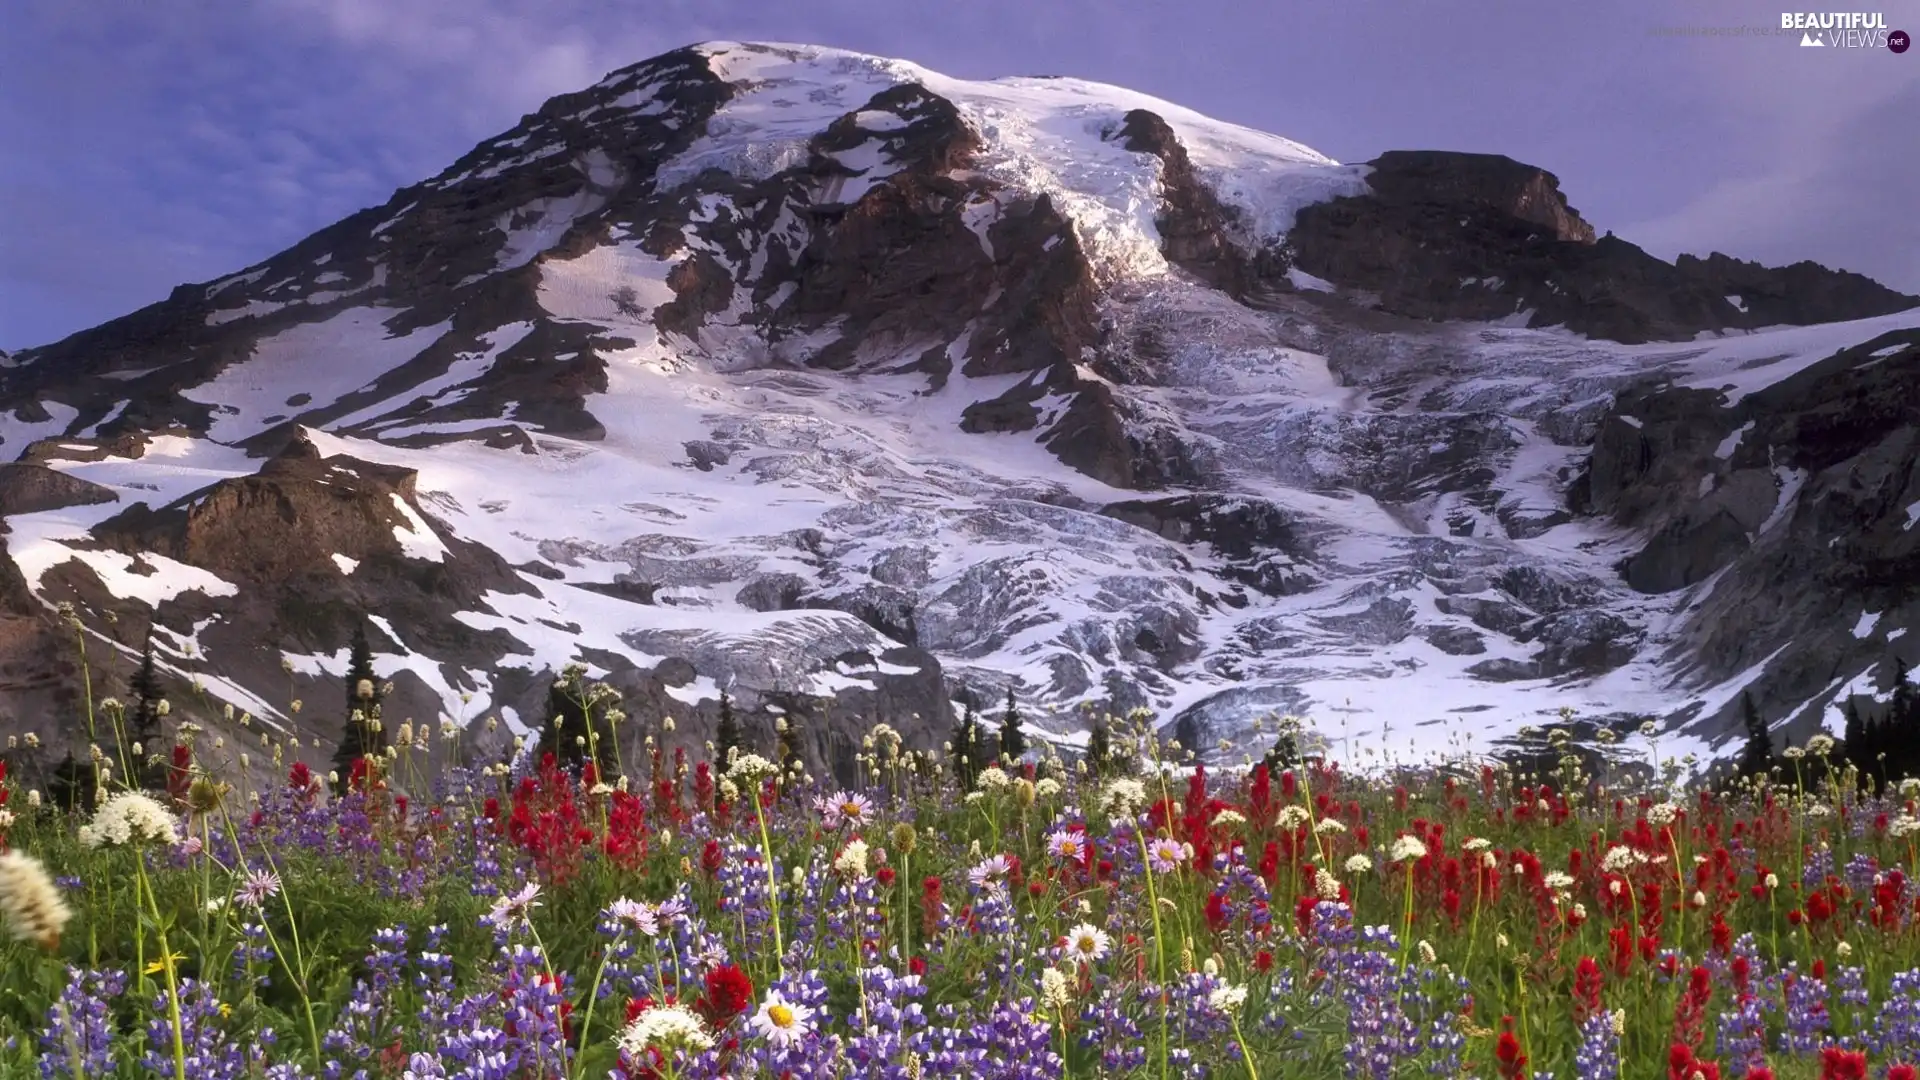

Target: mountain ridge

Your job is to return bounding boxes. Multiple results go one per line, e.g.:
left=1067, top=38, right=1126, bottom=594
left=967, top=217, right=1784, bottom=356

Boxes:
left=2, top=41, right=1917, bottom=783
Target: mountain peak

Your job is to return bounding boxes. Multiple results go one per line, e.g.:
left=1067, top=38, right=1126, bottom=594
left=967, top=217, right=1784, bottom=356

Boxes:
left=3, top=41, right=1917, bottom=776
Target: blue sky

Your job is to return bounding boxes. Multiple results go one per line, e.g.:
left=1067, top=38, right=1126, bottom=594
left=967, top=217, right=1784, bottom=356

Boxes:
left=3, top=0, right=1916, bottom=349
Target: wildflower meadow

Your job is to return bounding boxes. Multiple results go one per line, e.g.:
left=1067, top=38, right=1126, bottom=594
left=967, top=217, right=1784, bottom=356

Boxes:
left=4, top=684, right=1920, bottom=1080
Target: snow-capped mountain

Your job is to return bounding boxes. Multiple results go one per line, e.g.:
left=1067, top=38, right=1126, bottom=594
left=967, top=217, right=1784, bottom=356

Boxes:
left=3, top=41, right=1917, bottom=778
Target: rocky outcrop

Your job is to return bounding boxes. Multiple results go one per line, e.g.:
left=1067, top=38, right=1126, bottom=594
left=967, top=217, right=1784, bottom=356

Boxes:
left=1287, top=151, right=1917, bottom=343
left=1572, top=329, right=1920, bottom=746
left=1115, top=110, right=1268, bottom=294
left=0, top=462, right=119, bottom=517
left=1102, top=495, right=1317, bottom=597
left=1362, top=150, right=1598, bottom=244
left=1677, top=253, right=1919, bottom=328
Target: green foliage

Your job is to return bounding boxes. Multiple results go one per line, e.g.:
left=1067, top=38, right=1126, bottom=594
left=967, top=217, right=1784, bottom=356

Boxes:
left=715, top=690, right=743, bottom=769
left=950, top=699, right=982, bottom=790
left=330, top=623, right=387, bottom=794
left=538, top=664, right=618, bottom=772
left=998, top=688, right=1026, bottom=765
left=1086, top=715, right=1115, bottom=778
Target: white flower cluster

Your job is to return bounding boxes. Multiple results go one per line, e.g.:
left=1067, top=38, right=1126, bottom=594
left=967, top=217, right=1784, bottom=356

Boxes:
left=619, top=1004, right=714, bottom=1056
left=1314, top=868, right=1342, bottom=900
left=728, top=754, right=778, bottom=783
left=1101, top=779, right=1148, bottom=818
left=1208, top=984, right=1248, bottom=1013
left=1389, top=835, right=1428, bottom=863
left=834, top=839, right=871, bottom=879
left=78, top=792, right=178, bottom=849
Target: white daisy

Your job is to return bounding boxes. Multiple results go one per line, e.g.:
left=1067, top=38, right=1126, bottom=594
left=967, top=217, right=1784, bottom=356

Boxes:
left=1146, top=837, right=1188, bottom=874
left=750, top=992, right=815, bottom=1047
left=605, top=897, right=660, bottom=938
left=1063, top=922, right=1111, bottom=964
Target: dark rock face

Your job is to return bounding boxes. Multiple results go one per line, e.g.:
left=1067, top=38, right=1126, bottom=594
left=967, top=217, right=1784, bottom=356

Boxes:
left=1286, top=151, right=1917, bottom=343
left=1102, top=495, right=1317, bottom=597
left=1362, top=150, right=1599, bottom=244
left=0, top=462, right=119, bottom=517
left=1677, top=253, right=1919, bottom=328
left=1578, top=329, right=1920, bottom=744
left=1115, top=109, right=1270, bottom=295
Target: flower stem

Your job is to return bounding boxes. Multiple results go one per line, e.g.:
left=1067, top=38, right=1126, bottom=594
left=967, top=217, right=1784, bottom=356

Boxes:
left=753, top=789, right=786, bottom=977
left=136, top=858, right=188, bottom=1080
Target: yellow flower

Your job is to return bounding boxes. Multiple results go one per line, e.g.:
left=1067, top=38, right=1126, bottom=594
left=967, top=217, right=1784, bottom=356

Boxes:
left=145, top=951, right=187, bottom=976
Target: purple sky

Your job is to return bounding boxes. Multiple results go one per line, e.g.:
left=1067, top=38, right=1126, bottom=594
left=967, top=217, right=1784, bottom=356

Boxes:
left=4, top=0, right=1916, bottom=350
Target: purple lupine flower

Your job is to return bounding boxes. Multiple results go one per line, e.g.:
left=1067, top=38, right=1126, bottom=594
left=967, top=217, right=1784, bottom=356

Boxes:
left=141, top=979, right=246, bottom=1080
left=38, top=966, right=126, bottom=1079
left=1573, top=1011, right=1619, bottom=1080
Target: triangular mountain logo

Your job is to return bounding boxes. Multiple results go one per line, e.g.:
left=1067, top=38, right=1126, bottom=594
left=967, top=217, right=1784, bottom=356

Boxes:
left=1801, top=31, right=1825, bottom=45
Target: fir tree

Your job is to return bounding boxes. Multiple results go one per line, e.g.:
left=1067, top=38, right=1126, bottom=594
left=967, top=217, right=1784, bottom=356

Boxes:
left=126, top=629, right=166, bottom=789
left=1738, top=691, right=1772, bottom=781
left=777, top=711, right=805, bottom=779
left=715, top=690, right=744, bottom=769
left=1885, top=657, right=1918, bottom=780
left=1086, top=715, right=1114, bottom=778
left=998, top=688, right=1026, bottom=765
left=951, top=700, right=982, bottom=790
left=1842, top=697, right=1869, bottom=776
left=331, top=623, right=386, bottom=794
left=47, top=752, right=95, bottom=812
left=539, top=666, right=617, bottom=772
left=1262, top=725, right=1300, bottom=774
left=1172, top=713, right=1202, bottom=762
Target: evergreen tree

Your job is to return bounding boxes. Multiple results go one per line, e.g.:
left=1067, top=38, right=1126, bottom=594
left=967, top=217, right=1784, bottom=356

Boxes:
left=715, top=690, right=743, bottom=769
left=331, top=623, right=386, bottom=794
left=777, top=710, right=805, bottom=779
left=1262, top=725, right=1300, bottom=774
left=998, top=688, right=1026, bottom=765
left=951, top=701, right=982, bottom=790
left=126, top=629, right=166, bottom=788
left=1886, top=658, right=1918, bottom=780
left=1738, top=691, right=1772, bottom=781
left=1172, top=713, right=1202, bottom=762
left=1842, top=697, right=1869, bottom=775
left=538, top=666, right=617, bottom=772
left=1086, top=715, right=1115, bottom=778
left=47, top=752, right=95, bottom=812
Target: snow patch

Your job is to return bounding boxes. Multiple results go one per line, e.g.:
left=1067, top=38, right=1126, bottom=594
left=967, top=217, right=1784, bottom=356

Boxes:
left=390, top=493, right=449, bottom=562
left=1715, top=421, right=1753, bottom=460
left=1286, top=268, right=1335, bottom=293
left=181, top=307, right=450, bottom=443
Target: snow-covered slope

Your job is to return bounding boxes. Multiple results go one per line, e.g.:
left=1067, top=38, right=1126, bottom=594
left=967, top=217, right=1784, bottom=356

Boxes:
left=3, top=41, right=1917, bottom=777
